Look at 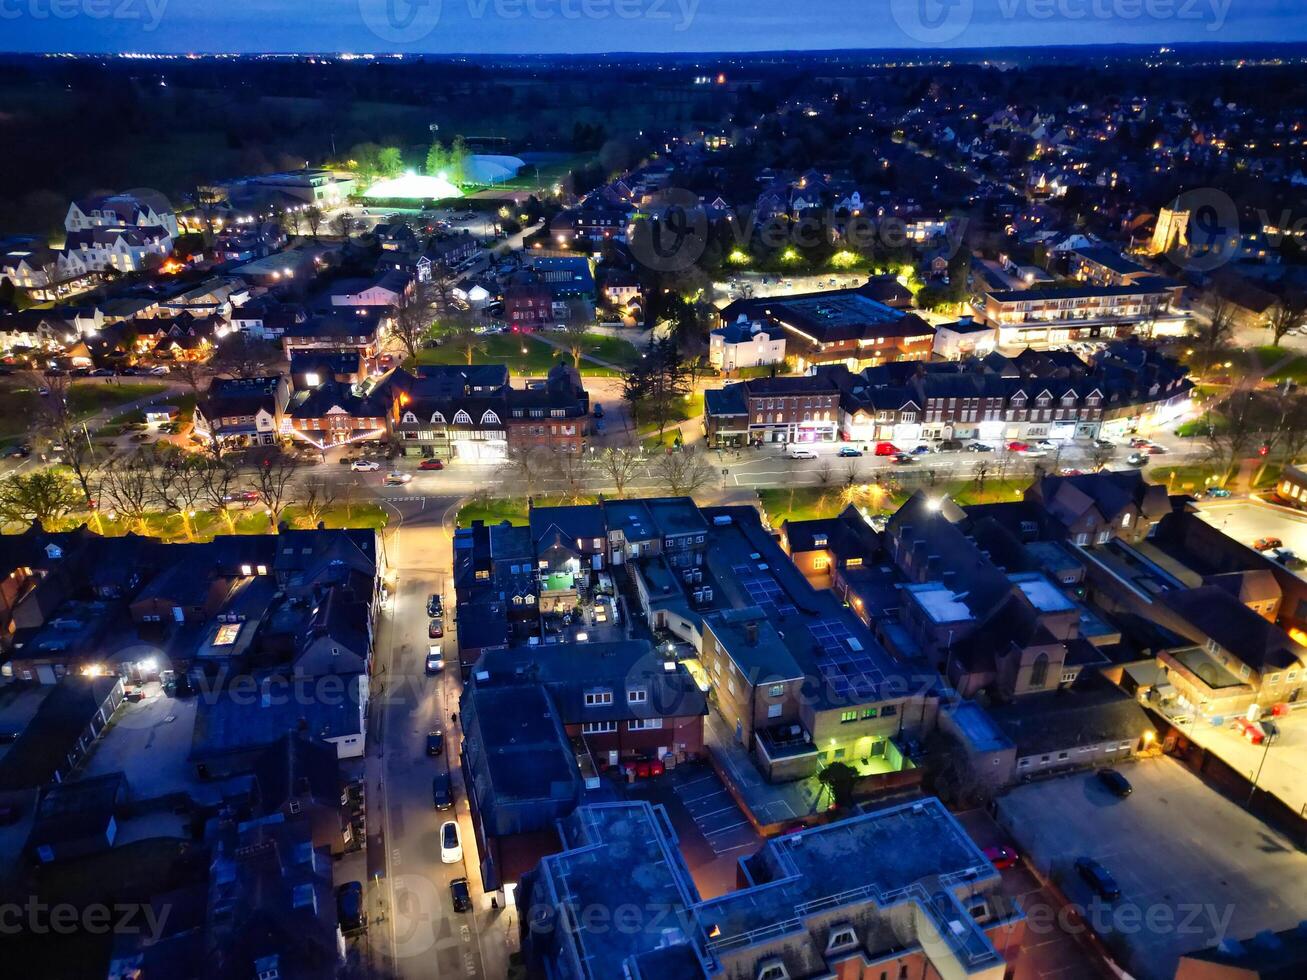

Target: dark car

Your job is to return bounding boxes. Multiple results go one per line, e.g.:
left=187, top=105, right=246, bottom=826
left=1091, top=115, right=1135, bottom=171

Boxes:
left=837, top=446, right=862, bottom=457
left=449, top=877, right=472, bottom=913
left=937, top=439, right=964, bottom=452
left=433, top=772, right=454, bottom=810
left=429, top=617, right=444, bottom=638
left=593, top=403, right=604, bottom=418
left=3, top=445, right=31, bottom=459
left=966, top=442, right=993, bottom=452
left=427, top=729, right=444, bottom=756
left=336, top=881, right=365, bottom=933
left=427, top=594, right=443, bottom=617
left=892, top=453, right=915, bottom=464
left=1095, top=768, right=1132, bottom=798
left=1075, top=857, right=1121, bottom=901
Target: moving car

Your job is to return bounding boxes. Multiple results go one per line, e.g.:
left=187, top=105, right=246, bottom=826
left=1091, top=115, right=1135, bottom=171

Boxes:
left=1231, top=717, right=1267, bottom=744
left=385, top=471, right=412, bottom=485
left=1033, top=440, right=1056, bottom=450
left=427, top=729, right=444, bottom=756
left=429, top=618, right=444, bottom=638
left=1075, top=857, right=1121, bottom=901
left=966, top=442, right=992, bottom=452
left=1095, top=768, right=1132, bottom=798
left=593, top=403, right=604, bottom=418
left=449, top=877, right=472, bottom=913
left=1125, top=452, right=1148, bottom=466
left=837, top=446, right=863, bottom=457
left=1146, top=444, right=1168, bottom=455
left=433, top=772, right=454, bottom=810
left=909, top=444, right=931, bottom=455
left=418, top=458, right=444, bottom=470
left=788, top=447, right=818, bottom=459
left=1205, top=486, right=1232, bottom=498
left=2, top=445, right=31, bottom=459
left=426, top=645, right=445, bottom=675
left=1254, top=537, right=1284, bottom=552
left=427, top=593, right=443, bottom=617
left=336, top=881, right=365, bottom=934
left=983, top=845, right=1019, bottom=870
left=892, top=453, right=915, bottom=465
left=351, top=459, right=380, bottom=472
left=874, top=442, right=900, bottom=456
left=440, top=820, right=462, bottom=864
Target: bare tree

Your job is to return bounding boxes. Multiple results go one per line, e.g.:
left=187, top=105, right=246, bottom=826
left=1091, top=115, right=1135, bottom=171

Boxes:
left=1206, top=389, right=1261, bottom=487
left=505, top=446, right=551, bottom=497
left=196, top=457, right=241, bottom=533
left=552, top=321, right=591, bottom=370
left=1193, top=294, right=1236, bottom=366
left=102, top=451, right=155, bottom=534
left=391, top=280, right=441, bottom=363
left=815, top=459, right=834, bottom=488
left=972, top=460, right=991, bottom=492
left=598, top=447, right=641, bottom=497
left=149, top=449, right=206, bottom=539
left=169, top=359, right=206, bottom=393
left=1265, top=295, right=1307, bottom=348
left=304, top=205, right=323, bottom=240
left=446, top=324, right=487, bottom=367
left=248, top=453, right=300, bottom=530
left=299, top=478, right=340, bottom=528
left=549, top=450, right=594, bottom=504
left=213, top=333, right=278, bottom=379
left=653, top=446, right=715, bottom=496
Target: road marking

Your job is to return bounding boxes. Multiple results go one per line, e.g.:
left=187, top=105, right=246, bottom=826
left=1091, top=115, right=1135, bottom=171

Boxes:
left=680, top=788, right=729, bottom=804
left=691, top=804, right=739, bottom=819
left=703, top=820, right=748, bottom=836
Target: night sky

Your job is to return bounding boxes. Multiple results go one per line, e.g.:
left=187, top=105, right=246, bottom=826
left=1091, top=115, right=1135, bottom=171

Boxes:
left=2, top=0, right=1303, bottom=54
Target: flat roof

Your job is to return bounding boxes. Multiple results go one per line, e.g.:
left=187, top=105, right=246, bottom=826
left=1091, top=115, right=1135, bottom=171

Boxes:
left=1010, top=572, right=1076, bottom=613
left=949, top=701, right=1015, bottom=754
left=905, top=582, right=976, bottom=624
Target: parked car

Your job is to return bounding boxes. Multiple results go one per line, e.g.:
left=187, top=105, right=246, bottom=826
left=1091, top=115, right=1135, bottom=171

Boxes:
left=965, top=442, right=992, bottom=452
left=433, top=772, right=454, bottom=810
left=148, top=365, right=170, bottom=376
left=351, top=459, right=381, bottom=472
left=1129, top=437, right=1151, bottom=448
left=1095, top=768, right=1132, bottom=798
left=1075, top=857, right=1121, bottom=901
left=837, top=446, right=863, bottom=457
left=3, top=445, right=31, bottom=459
left=418, top=458, right=444, bottom=470
left=1007, top=441, right=1030, bottom=453
left=427, top=593, right=443, bottom=617
left=874, top=442, right=900, bottom=456
left=1231, top=717, right=1266, bottom=744
left=1254, top=537, right=1284, bottom=552
left=449, top=877, right=472, bottom=913
left=1033, top=440, right=1056, bottom=450
left=983, top=845, right=1019, bottom=870
left=937, top=439, right=964, bottom=452
left=788, top=447, right=818, bottom=459
left=89, top=368, right=114, bottom=377
left=1271, top=548, right=1298, bottom=565
left=336, top=881, right=365, bottom=934
left=429, top=617, right=444, bottom=638
left=427, top=729, right=444, bottom=756
left=385, top=471, right=412, bottom=485
left=593, top=403, right=604, bottom=418
left=426, top=645, right=445, bottom=675
left=440, top=820, right=463, bottom=864
left=909, top=444, right=931, bottom=455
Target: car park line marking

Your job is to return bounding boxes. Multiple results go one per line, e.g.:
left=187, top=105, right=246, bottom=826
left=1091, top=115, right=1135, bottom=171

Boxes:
left=680, top=788, right=730, bottom=804
left=704, top=820, right=748, bottom=837
left=691, top=804, right=739, bottom=819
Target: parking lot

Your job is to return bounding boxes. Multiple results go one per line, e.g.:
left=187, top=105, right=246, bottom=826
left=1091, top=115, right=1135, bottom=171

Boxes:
left=1196, top=497, right=1307, bottom=567
left=627, top=760, right=761, bottom=898
left=1165, top=704, right=1307, bottom=815
left=995, top=758, right=1307, bottom=979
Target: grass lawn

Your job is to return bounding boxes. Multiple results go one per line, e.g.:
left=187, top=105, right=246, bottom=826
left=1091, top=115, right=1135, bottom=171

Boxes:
left=636, top=391, right=704, bottom=439
left=65, top=381, right=171, bottom=417
left=418, top=332, right=639, bottom=378
left=757, top=475, right=1031, bottom=525
left=28, top=502, right=388, bottom=543
left=455, top=494, right=597, bottom=528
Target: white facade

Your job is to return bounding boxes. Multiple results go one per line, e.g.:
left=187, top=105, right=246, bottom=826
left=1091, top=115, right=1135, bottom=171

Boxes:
left=932, top=320, right=998, bottom=360
left=66, top=194, right=179, bottom=238
left=709, top=322, right=786, bottom=372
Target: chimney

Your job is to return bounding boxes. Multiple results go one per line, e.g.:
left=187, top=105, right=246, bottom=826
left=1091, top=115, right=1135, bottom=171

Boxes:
left=745, top=622, right=759, bottom=646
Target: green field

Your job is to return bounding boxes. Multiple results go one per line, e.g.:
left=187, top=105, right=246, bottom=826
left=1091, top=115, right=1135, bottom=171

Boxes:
left=0, top=381, right=172, bottom=440
left=455, top=494, right=599, bottom=528
left=757, top=477, right=1030, bottom=526
left=418, top=331, right=639, bottom=377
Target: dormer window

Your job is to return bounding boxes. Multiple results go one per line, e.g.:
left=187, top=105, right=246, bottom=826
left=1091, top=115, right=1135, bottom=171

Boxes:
left=812, top=534, right=828, bottom=548
left=430, top=411, right=447, bottom=424
left=453, top=410, right=472, bottom=425
left=584, top=689, right=613, bottom=706
left=757, top=960, right=789, bottom=980
left=628, top=688, right=647, bottom=704
left=826, top=924, right=858, bottom=954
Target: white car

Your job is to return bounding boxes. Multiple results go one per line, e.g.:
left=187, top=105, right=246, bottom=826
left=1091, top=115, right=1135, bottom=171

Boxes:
left=351, top=459, right=381, bottom=472
left=385, top=471, right=412, bottom=486
left=788, top=448, right=818, bottom=460
left=440, top=820, right=462, bottom=864
left=148, top=365, right=170, bottom=376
